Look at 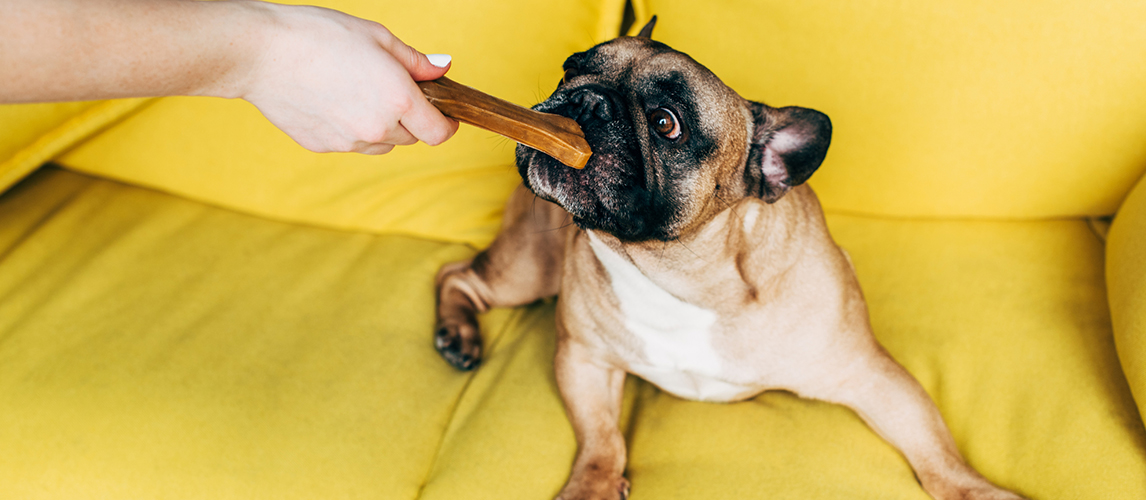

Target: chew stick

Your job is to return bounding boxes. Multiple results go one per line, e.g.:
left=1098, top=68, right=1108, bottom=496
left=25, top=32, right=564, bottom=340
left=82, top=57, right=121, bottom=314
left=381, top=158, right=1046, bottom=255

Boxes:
left=418, top=77, right=592, bottom=169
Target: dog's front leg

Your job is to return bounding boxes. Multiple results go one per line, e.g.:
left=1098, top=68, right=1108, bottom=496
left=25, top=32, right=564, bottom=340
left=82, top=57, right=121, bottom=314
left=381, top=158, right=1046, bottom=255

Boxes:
left=434, top=185, right=569, bottom=370
left=812, top=348, right=1027, bottom=500
left=554, top=339, right=630, bottom=500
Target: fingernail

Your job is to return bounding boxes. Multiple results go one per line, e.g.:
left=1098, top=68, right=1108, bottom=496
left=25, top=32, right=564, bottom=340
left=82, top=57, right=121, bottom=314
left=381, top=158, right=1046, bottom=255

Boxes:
left=427, top=54, right=451, bottom=68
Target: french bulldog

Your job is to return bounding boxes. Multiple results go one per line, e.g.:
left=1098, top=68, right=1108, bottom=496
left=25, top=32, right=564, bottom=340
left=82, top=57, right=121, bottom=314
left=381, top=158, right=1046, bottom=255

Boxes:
left=433, top=18, right=1026, bottom=500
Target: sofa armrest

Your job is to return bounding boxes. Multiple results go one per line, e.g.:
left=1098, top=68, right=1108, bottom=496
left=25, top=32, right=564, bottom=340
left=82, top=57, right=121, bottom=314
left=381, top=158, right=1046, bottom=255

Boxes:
left=1108, top=171, right=1146, bottom=421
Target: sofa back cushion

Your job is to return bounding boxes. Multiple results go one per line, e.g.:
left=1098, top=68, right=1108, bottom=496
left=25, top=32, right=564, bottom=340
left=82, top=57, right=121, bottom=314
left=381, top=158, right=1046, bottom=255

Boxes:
left=634, top=0, right=1146, bottom=218
left=0, top=99, right=152, bottom=192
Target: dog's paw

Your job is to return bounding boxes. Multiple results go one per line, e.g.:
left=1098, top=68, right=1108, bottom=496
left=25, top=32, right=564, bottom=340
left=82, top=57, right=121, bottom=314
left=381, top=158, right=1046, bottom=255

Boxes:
left=554, top=476, right=630, bottom=500
left=434, top=321, right=482, bottom=371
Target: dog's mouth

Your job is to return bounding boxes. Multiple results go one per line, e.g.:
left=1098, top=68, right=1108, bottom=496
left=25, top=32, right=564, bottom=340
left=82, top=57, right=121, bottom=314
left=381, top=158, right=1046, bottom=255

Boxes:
left=516, top=86, right=674, bottom=242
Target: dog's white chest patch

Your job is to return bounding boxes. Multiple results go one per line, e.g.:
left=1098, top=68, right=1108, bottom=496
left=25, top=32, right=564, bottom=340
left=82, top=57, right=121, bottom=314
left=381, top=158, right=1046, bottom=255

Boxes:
left=586, top=232, right=755, bottom=402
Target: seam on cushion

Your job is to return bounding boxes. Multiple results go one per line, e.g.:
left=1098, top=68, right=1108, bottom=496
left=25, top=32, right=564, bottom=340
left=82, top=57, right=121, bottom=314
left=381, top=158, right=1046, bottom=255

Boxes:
left=1088, top=216, right=1114, bottom=243
left=413, top=306, right=528, bottom=499
left=0, top=98, right=156, bottom=195
left=0, top=166, right=96, bottom=265
left=412, top=352, right=480, bottom=500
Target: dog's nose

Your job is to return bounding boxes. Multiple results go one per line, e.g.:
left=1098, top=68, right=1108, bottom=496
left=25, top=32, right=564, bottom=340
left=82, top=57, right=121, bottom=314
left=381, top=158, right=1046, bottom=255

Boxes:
left=570, top=88, right=614, bottom=124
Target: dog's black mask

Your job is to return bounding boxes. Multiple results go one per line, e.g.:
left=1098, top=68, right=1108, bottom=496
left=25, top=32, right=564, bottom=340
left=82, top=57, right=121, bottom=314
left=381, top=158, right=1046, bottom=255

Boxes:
left=516, top=19, right=831, bottom=242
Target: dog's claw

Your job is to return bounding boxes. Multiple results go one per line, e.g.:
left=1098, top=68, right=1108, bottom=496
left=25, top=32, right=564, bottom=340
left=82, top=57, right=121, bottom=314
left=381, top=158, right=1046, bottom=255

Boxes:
left=434, top=328, right=451, bottom=350
left=434, top=323, right=483, bottom=371
left=554, top=475, right=630, bottom=500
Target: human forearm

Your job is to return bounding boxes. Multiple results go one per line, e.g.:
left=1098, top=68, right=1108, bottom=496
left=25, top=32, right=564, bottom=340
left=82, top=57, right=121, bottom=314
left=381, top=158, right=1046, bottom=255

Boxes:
left=1, top=0, right=457, bottom=153
left=0, top=0, right=266, bottom=103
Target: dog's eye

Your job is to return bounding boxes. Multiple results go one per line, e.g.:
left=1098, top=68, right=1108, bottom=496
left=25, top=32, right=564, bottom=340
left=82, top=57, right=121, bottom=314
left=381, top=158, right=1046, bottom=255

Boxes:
left=562, top=68, right=578, bottom=84
left=648, top=108, right=681, bottom=140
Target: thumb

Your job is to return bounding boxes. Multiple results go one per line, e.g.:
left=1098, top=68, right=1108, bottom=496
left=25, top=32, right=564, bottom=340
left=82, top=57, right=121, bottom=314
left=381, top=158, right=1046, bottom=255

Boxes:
left=386, top=39, right=451, bottom=82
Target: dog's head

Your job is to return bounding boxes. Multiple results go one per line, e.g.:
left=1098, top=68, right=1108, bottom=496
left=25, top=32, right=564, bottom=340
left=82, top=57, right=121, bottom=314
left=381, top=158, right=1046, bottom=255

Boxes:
left=517, top=18, right=832, bottom=242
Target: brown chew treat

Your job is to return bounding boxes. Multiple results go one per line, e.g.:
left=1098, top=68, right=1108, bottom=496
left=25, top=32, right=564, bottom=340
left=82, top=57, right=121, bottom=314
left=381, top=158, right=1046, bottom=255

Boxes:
left=418, top=77, right=592, bottom=169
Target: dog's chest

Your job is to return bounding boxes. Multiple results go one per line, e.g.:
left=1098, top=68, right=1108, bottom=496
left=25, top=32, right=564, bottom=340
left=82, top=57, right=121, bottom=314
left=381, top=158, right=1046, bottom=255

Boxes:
left=586, top=233, right=757, bottom=402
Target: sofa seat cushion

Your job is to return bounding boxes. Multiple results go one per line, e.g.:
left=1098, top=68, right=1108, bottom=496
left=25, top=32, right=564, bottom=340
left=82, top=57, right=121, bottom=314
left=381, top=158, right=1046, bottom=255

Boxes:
left=624, top=214, right=1146, bottom=499
left=0, top=167, right=574, bottom=499
left=1, top=168, right=1143, bottom=499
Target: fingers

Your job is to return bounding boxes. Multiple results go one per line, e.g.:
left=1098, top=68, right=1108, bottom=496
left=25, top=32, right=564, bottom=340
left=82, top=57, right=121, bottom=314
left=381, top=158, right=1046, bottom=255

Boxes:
left=350, top=122, right=416, bottom=155
left=401, top=103, right=460, bottom=146
left=372, top=26, right=451, bottom=82
left=247, top=9, right=459, bottom=155
left=354, top=143, right=395, bottom=155
left=371, top=27, right=460, bottom=146
left=326, top=47, right=459, bottom=151
left=379, top=121, right=419, bottom=147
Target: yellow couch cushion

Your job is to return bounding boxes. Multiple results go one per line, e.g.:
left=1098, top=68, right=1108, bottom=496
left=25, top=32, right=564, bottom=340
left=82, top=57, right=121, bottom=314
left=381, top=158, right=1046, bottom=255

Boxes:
left=0, top=167, right=494, bottom=499
left=633, top=1, right=1146, bottom=218
left=625, top=214, right=1145, bottom=498
left=424, top=215, right=1145, bottom=499
left=1109, top=173, right=1146, bottom=425
left=44, top=0, right=624, bottom=248
left=1, top=169, right=1142, bottom=498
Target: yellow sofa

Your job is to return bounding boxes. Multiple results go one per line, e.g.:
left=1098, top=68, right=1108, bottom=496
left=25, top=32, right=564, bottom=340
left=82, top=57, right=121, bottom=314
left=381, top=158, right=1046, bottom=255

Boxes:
left=2, top=1, right=1146, bottom=498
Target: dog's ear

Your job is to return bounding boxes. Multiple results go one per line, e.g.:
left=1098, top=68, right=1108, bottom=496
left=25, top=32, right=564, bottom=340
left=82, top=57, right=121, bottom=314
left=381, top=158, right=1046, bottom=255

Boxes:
left=636, top=15, right=657, bottom=38
left=746, top=102, right=832, bottom=203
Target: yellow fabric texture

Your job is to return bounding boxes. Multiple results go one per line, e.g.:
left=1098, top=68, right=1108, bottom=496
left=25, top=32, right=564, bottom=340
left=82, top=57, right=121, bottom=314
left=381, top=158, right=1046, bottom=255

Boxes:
left=633, top=0, right=1146, bottom=218
left=43, top=0, right=624, bottom=249
left=1109, top=173, right=1146, bottom=422
left=625, top=214, right=1145, bottom=499
left=0, top=99, right=153, bottom=192
left=2, top=168, right=1142, bottom=499
left=0, top=167, right=507, bottom=499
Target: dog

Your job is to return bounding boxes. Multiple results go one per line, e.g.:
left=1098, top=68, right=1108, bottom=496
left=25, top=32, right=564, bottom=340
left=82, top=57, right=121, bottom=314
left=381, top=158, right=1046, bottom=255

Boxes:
left=432, top=18, right=1026, bottom=500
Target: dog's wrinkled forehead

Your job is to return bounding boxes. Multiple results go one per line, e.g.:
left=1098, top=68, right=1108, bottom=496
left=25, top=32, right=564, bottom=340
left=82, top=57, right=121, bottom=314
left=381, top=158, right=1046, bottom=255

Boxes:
left=570, top=38, right=725, bottom=90
left=567, top=37, right=741, bottom=135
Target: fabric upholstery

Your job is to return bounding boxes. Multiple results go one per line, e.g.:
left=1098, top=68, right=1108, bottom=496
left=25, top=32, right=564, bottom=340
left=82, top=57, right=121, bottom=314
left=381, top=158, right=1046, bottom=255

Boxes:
left=632, top=0, right=1146, bottom=219
left=2, top=168, right=1141, bottom=499
left=1109, top=173, right=1146, bottom=425
left=0, top=167, right=485, bottom=498
left=625, top=213, right=1144, bottom=499
left=0, top=99, right=152, bottom=192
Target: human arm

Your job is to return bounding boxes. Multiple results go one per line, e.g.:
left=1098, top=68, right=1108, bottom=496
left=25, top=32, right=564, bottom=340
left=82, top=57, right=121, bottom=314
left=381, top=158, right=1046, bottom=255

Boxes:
left=0, top=0, right=458, bottom=154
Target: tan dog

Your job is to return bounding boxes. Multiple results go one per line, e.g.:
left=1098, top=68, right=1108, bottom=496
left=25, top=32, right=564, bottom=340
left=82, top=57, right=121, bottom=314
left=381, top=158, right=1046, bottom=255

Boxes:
left=433, top=19, right=1026, bottom=500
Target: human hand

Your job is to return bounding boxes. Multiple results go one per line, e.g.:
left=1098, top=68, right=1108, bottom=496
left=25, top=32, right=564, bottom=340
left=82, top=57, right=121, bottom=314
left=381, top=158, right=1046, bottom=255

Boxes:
left=237, top=2, right=459, bottom=154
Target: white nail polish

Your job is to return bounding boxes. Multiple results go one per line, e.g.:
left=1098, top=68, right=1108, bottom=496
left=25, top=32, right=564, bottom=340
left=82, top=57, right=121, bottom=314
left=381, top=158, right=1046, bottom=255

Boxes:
left=427, top=54, right=451, bottom=68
